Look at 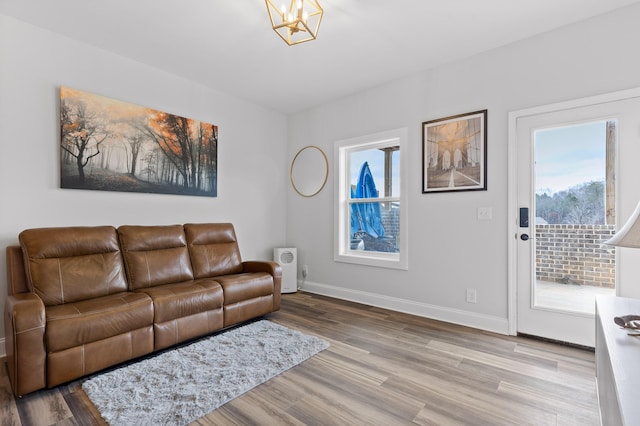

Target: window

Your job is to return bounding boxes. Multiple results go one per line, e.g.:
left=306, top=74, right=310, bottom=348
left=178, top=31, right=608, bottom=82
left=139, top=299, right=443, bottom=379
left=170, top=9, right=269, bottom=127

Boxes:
left=334, top=128, right=408, bottom=269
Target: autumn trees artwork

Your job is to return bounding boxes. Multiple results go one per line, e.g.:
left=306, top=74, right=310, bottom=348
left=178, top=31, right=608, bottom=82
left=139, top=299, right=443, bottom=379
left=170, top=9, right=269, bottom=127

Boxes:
left=60, top=87, right=218, bottom=197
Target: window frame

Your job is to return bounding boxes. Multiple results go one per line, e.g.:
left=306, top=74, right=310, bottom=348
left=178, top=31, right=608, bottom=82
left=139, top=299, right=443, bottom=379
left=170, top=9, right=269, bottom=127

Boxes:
left=334, top=127, right=408, bottom=270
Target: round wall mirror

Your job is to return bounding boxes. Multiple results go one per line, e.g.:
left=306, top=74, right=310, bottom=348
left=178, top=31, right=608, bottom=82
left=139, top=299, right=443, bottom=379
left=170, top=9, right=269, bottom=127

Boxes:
left=290, top=146, right=328, bottom=197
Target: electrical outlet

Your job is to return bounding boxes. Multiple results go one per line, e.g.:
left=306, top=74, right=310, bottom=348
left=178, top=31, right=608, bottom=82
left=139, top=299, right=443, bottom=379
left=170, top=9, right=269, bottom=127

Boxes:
left=466, top=288, right=477, bottom=304
left=302, top=264, right=308, bottom=278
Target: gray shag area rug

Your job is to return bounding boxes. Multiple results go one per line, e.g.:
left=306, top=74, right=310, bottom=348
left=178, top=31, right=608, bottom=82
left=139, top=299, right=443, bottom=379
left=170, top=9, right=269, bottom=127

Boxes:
left=82, top=320, right=329, bottom=426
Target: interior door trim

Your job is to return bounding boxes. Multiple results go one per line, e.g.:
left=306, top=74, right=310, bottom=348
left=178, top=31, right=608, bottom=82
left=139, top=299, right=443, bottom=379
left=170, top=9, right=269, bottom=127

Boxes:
left=507, top=86, right=640, bottom=336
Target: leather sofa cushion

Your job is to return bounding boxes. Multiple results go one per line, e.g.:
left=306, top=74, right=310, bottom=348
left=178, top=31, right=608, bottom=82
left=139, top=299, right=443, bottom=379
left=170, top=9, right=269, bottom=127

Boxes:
left=46, top=291, right=153, bottom=353
left=135, top=278, right=223, bottom=323
left=215, top=273, right=274, bottom=305
left=19, top=226, right=128, bottom=306
left=118, top=225, right=194, bottom=290
left=184, top=223, right=243, bottom=278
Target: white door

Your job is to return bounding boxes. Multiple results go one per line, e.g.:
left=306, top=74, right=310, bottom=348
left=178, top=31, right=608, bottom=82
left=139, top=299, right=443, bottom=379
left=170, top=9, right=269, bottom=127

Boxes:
left=510, top=90, right=640, bottom=347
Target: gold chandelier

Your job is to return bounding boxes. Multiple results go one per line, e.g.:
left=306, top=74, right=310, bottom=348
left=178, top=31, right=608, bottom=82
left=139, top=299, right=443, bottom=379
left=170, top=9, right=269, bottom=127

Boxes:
left=265, top=0, right=323, bottom=46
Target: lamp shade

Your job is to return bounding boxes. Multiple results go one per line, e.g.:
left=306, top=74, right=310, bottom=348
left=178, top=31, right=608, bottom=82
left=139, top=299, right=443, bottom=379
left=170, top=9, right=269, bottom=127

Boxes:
left=605, top=200, right=640, bottom=248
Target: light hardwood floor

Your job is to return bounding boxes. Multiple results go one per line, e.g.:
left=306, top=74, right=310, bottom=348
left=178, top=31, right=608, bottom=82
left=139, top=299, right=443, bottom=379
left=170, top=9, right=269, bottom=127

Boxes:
left=1, top=292, right=600, bottom=425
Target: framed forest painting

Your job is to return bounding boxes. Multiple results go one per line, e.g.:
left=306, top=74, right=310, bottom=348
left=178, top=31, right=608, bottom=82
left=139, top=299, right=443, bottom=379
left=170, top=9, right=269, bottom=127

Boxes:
left=60, top=86, right=218, bottom=197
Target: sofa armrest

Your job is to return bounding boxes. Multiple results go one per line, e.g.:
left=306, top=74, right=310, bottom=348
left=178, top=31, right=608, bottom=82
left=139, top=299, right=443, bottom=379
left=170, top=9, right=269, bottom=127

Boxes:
left=5, top=293, right=46, bottom=396
left=6, top=245, right=29, bottom=295
left=242, top=261, right=282, bottom=310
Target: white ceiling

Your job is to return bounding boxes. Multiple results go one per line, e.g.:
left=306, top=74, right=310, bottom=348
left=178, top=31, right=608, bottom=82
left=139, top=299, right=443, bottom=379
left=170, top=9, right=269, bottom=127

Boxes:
left=2, top=0, right=639, bottom=114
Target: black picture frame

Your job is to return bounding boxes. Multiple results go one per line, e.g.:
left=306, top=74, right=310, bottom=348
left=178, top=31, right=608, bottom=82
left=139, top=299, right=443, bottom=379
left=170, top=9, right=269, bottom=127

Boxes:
left=422, top=109, right=487, bottom=193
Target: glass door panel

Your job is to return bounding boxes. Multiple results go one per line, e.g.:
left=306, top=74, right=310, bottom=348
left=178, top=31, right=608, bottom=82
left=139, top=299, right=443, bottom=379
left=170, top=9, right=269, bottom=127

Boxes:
left=534, top=121, right=616, bottom=315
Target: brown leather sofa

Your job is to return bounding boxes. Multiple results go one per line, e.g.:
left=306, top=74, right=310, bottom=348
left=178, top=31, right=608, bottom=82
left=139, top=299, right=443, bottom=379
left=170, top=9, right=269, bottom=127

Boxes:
left=4, top=223, right=281, bottom=396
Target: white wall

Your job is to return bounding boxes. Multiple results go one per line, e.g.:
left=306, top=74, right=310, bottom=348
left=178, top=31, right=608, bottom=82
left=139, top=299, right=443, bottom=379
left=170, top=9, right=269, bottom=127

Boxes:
left=287, top=3, right=640, bottom=333
left=0, top=15, right=289, bottom=346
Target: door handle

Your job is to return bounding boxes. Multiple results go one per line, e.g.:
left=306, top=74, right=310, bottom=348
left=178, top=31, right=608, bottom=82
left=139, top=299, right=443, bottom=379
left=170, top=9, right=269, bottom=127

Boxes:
left=520, top=234, right=529, bottom=241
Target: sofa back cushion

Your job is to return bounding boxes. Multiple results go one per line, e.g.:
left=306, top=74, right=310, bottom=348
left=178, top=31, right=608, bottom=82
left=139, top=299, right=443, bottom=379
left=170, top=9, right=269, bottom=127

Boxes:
left=184, top=223, right=243, bottom=279
left=118, top=225, right=194, bottom=290
left=19, top=226, right=128, bottom=306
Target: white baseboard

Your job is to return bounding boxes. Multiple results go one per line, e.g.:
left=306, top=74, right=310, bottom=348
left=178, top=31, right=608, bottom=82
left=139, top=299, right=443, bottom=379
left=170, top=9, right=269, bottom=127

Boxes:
left=299, top=280, right=510, bottom=335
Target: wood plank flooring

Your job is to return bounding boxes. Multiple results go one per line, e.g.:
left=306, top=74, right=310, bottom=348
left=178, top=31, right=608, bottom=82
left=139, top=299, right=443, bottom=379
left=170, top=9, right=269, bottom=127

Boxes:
left=0, top=292, right=600, bottom=425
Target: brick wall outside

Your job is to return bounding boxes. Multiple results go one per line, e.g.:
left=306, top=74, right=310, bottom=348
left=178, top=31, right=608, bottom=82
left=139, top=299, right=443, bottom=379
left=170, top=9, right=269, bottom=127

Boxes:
left=381, top=207, right=400, bottom=250
left=536, top=224, right=616, bottom=288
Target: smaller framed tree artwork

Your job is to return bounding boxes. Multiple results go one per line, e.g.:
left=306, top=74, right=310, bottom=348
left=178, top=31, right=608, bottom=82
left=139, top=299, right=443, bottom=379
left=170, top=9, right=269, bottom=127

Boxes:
left=422, top=109, right=487, bottom=193
left=60, top=86, right=218, bottom=197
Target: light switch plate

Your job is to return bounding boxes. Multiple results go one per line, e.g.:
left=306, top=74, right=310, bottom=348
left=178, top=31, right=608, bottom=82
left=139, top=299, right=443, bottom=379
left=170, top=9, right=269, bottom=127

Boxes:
left=477, top=207, right=493, bottom=220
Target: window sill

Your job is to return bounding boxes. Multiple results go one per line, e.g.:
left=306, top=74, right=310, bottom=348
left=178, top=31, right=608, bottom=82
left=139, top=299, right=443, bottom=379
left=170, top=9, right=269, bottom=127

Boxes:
left=334, top=251, right=408, bottom=270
